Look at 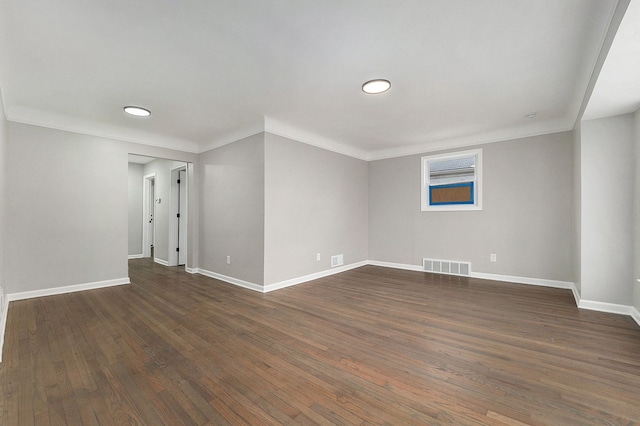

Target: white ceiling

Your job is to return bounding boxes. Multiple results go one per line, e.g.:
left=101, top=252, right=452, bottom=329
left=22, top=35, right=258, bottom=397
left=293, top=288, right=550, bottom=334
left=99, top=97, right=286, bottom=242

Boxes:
left=583, top=0, right=640, bottom=120
left=0, top=0, right=623, bottom=160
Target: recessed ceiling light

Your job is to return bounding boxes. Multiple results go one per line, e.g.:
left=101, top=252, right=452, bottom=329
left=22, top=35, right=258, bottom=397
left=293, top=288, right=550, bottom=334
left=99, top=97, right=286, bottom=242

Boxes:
left=525, top=112, right=537, bottom=119
left=124, top=106, right=151, bottom=117
left=362, top=79, right=391, bottom=94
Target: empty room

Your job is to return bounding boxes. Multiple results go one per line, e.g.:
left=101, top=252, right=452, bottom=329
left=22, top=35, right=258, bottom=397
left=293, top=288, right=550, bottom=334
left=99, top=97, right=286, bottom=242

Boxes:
left=0, top=0, right=639, bottom=424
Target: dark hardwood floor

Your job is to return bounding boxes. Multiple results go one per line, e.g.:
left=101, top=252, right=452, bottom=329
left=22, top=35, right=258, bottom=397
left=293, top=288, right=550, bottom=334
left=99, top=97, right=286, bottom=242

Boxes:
left=1, top=259, right=639, bottom=425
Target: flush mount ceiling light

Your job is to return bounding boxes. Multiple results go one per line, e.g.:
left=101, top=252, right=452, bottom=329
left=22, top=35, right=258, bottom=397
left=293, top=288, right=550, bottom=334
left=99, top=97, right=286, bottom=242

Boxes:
left=362, top=79, right=391, bottom=94
left=123, top=106, right=151, bottom=117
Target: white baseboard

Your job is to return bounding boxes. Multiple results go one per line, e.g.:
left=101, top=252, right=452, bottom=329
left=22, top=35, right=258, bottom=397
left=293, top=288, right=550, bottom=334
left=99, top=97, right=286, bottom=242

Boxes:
left=128, top=254, right=144, bottom=260
left=578, top=299, right=634, bottom=316
left=367, top=260, right=424, bottom=272
left=7, top=277, right=131, bottom=302
left=1, top=278, right=130, bottom=362
left=366, top=261, right=576, bottom=289
left=631, top=307, right=640, bottom=327
left=192, top=261, right=640, bottom=331
left=264, top=261, right=369, bottom=293
left=366, top=260, right=640, bottom=327
left=154, top=258, right=169, bottom=267
left=193, top=261, right=369, bottom=293
left=570, top=283, right=581, bottom=307
left=470, top=271, right=574, bottom=290
left=1, top=263, right=637, bottom=364
left=195, top=268, right=263, bottom=292
left=0, top=292, right=8, bottom=363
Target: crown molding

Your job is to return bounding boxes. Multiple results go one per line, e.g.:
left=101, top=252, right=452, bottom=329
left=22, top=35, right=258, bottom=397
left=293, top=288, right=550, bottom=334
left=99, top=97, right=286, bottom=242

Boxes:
left=264, top=117, right=370, bottom=161
left=6, top=105, right=200, bottom=153
left=367, top=123, right=573, bottom=161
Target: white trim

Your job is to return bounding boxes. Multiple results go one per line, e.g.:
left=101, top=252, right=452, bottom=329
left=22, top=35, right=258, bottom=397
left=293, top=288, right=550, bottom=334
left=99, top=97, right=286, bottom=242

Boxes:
left=367, top=261, right=576, bottom=290
left=421, top=149, right=483, bottom=212
left=367, top=126, right=572, bottom=161
left=6, top=111, right=200, bottom=154
left=631, top=307, right=640, bottom=327
left=375, top=262, right=637, bottom=327
left=0, top=263, right=635, bottom=364
left=192, top=261, right=369, bottom=293
left=154, top=258, right=169, bottom=267
left=264, top=261, right=368, bottom=293
left=168, top=165, right=188, bottom=267
left=469, top=271, right=574, bottom=289
left=367, top=260, right=424, bottom=272
left=0, top=292, right=8, bottom=363
left=7, top=277, right=130, bottom=302
left=577, top=299, right=634, bottom=316
left=195, top=268, right=263, bottom=292
left=264, top=119, right=369, bottom=161
left=128, top=254, right=144, bottom=260
left=197, top=129, right=265, bottom=155
left=570, top=283, right=581, bottom=307
left=142, top=173, right=156, bottom=259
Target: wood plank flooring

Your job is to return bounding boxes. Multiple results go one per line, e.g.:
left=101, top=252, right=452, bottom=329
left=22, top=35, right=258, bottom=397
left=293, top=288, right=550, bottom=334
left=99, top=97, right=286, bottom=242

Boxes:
left=1, top=258, right=640, bottom=425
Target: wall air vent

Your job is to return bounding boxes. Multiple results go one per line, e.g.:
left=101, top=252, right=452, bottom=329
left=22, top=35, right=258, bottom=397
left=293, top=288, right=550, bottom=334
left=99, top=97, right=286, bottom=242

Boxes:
left=423, top=258, right=471, bottom=277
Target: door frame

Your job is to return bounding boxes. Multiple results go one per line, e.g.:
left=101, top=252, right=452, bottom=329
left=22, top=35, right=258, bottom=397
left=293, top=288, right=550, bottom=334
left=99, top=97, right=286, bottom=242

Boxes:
left=168, top=165, right=188, bottom=267
left=142, top=173, right=156, bottom=259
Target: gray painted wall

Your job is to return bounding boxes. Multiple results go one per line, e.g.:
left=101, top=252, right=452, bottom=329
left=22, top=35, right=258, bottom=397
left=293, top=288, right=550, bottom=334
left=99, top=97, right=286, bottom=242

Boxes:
left=127, top=163, right=143, bottom=256
left=573, top=124, right=582, bottom=295
left=2, top=117, right=638, bottom=316
left=634, top=108, right=640, bottom=312
left=198, top=133, right=265, bottom=286
left=186, top=162, right=199, bottom=270
left=264, top=133, right=369, bottom=285
left=0, top=90, right=7, bottom=316
left=369, top=132, right=574, bottom=282
left=580, top=114, right=635, bottom=305
left=142, top=158, right=187, bottom=263
left=6, top=123, right=129, bottom=293
left=5, top=122, right=196, bottom=294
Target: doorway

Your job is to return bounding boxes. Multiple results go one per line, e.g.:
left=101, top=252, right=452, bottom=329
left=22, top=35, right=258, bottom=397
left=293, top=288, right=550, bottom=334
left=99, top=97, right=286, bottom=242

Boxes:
left=169, top=165, right=188, bottom=267
left=128, top=155, right=192, bottom=271
left=142, top=173, right=156, bottom=259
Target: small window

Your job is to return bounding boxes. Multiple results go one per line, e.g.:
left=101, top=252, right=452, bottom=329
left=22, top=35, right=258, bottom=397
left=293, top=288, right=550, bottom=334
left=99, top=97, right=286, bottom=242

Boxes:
left=421, top=149, right=482, bottom=211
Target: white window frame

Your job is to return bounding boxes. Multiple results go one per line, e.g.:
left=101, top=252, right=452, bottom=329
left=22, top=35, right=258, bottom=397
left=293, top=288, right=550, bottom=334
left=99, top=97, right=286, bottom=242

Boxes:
left=421, top=148, right=483, bottom=211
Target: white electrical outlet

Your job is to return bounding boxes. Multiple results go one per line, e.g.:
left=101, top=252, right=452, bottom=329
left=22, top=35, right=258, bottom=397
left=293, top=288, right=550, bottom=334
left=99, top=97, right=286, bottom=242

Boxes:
left=490, top=254, right=497, bottom=262
left=226, top=255, right=231, bottom=264
left=316, top=253, right=321, bottom=261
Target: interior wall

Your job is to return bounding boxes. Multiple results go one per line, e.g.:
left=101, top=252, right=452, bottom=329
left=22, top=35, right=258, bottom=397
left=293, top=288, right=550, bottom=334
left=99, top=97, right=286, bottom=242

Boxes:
left=198, top=133, right=265, bottom=286
left=0, top=88, right=8, bottom=340
left=6, top=122, right=129, bottom=293
left=634, top=107, right=640, bottom=312
left=142, top=158, right=187, bottom=264
left=127, top=163, right=144, bottom=256
left=186, top=162, right=199, bottom=271
left=573, top=123, right=582, bottom=296
left=263, top=133, right=369, bottom=285
left=369, top=132, right=574, bottom=282
left=4, top=122, right=196, bottom=294
left=580, top=114, right=635, bottom=305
